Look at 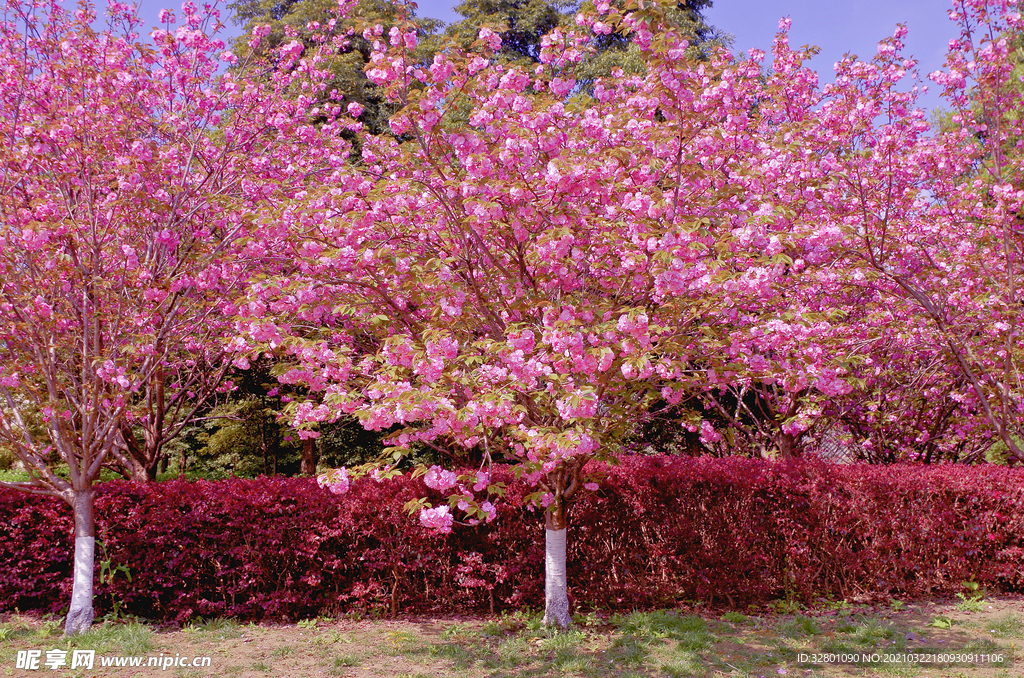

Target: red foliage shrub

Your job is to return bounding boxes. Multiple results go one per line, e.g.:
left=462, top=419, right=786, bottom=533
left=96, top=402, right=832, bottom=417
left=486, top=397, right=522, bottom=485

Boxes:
left=570, top=458, right=1024, bottom=608
left=0, top=458, right=1021, bottom=621
left=0, top=491, right=74, bottom=614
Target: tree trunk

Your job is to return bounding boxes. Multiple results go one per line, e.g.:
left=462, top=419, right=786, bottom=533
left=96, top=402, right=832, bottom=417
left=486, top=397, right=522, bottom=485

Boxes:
left=117, top=421, right=154, bottom=482
left=776, top=431, right=800, bottom=460
left=64, top=488, right=96, bottom=636
left=300, top=438, right=319, bottom=476
left=542, top=506, right=571, bottom=628
left=145, top=453, right=162, bottom=482
left=774, top=394, right=804, bottom=460
left=123, top=449, right=148, bottom=482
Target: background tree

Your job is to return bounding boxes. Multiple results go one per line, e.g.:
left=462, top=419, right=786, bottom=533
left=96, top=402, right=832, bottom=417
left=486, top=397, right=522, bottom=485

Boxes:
left=444, top=0, right=570, bottom=62
left=178, top=356, right=389, bottom=477
left=109, top=317, right=235, bottom=481
left=228, top=0, right=444, bottom=135
left=0, top=0, right=349, bottom=633
left=442, top=0, right=727, bottom=90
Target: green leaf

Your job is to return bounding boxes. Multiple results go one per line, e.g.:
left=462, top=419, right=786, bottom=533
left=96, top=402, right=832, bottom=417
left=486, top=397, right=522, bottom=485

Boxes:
left=403, top=497, right=429, bottom=515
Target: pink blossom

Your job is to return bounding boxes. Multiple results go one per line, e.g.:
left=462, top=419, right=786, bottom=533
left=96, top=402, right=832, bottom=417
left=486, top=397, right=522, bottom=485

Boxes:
left=478, top=27, right=501, bottom=50
left=32, top=295, right=52, bottom=319
left=317, top=467, right=350, bottom=495
left=424, top=465, right=458, bottom=491
left=549, top=77, right=575, bottom=97
left=468, top=56, right=489, bottom=75
left=419, top=505, right=453, bottom=533
left=699, top=420, right=723, bottom=444
left=280, top=40, right=304, bottom=59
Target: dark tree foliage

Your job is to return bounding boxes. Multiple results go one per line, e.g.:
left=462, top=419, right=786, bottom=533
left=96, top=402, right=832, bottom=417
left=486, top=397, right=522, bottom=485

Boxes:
left=228, top=0, right=444, bottom=135
left=444, top=0, right=728, bottom=89
left=229, top=0, right=728, bottom=128
left=445, top=0, right=571, bottom=62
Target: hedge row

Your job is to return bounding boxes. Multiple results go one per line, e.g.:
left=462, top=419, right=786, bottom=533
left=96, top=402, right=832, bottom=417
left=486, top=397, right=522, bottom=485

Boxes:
left=1, top=457, right=1022, bottom=622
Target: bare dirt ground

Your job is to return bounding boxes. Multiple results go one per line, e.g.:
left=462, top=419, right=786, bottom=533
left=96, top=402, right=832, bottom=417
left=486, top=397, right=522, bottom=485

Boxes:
left=2, top=596, right=1021, bottom=678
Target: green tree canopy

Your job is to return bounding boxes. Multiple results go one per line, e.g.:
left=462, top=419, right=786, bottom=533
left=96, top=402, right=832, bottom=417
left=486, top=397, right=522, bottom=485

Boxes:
left=443, top=0, right=727, bottom=85
left=229, top=0, right=445, bottom=134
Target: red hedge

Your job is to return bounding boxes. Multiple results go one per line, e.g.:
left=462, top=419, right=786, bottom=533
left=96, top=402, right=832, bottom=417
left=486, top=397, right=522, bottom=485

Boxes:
left=1, top=458, right=1022, bottom=622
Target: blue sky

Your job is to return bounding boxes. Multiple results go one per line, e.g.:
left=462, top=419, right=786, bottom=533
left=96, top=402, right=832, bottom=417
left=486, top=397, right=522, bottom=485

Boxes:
left=129, top=0, right=960, bottom=111
left=417, top=0, right=960, bottom=111
left=698, top=0, right=958, bottom=112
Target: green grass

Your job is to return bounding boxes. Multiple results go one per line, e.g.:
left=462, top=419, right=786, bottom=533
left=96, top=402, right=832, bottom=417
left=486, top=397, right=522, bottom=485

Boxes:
left=428, top=640, right=475, bottom=664
left=613, top=610, right=712, bottom=641
left=331, top=654, right=361, bottom=673
left=779, top=614, right=822, bottom=638
left=818, top=636, right=856, bottom=653
left=386, top=629, right=424, bottom=657
left=721, top=611, right=750, bottom=625
left=0, top=619, right=38, bottom=642
left=48, top=619, right=155, bottom=655
left=305, top=604, right=1019, bottom=678
left=182, top=617, right=244, bottom=639
left=4, top=599, right=1020, bottom=678
left=610, top=634, right=651, bottom=666
left=956, top=592, right=987, bottom=612
left=850, top=617, right=901, bottom=648
left=987, top=614, right=1024, bottom=638
left=0, top=468, right=31, bottom=483
left=0, top=466, right=125, bottom=484
left=492, top=636, right=530, bottom=669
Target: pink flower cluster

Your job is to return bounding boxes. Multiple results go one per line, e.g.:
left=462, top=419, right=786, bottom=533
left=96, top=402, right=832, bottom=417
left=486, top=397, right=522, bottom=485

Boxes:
left=316, top=468, right=350, bottom=495
left=424, top=466, right=458, bottom=492
left=419, top=505, right=453, bottom=533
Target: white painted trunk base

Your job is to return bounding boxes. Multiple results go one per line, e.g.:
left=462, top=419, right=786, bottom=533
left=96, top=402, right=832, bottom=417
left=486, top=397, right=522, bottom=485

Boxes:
left=64, top=536, right=95, bottom=636
left=542, top=528, right=571, bottom=628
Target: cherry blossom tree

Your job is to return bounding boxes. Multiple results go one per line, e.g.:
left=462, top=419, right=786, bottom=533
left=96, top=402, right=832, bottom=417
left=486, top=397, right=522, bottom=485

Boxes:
left=697, top=0, right=1024, bottom=465
left=242, top=2, right=860, bottom=627
left=807, top=0, right=1024, bottom=462
left=0, top=0, right=349, bottom=633
left=226, top=0, right=1021, bottom=627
